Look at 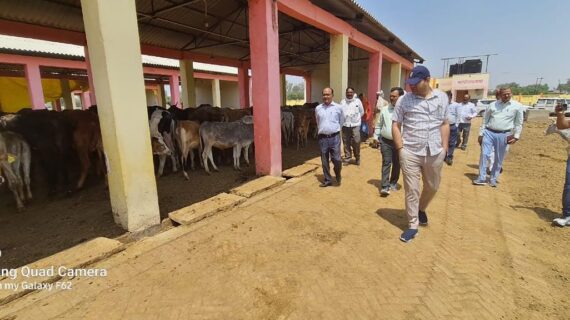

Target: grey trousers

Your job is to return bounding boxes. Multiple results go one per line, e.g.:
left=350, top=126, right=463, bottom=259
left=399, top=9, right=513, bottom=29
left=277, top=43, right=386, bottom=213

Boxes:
left=457, top=123, right=472, bottom=147
left=342, top=126, right=361, bottom=160
left=380, top=137, right=400, bottom=188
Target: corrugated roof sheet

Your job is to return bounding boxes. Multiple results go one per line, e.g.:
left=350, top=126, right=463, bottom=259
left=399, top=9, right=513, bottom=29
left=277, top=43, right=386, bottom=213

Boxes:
left=0, top=34, right=238, bottom=75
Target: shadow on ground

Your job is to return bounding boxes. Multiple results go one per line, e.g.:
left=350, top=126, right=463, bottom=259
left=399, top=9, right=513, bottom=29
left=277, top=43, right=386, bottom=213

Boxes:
left=510, top=205, right=561, bottom=223
left=376, top=208, right=407, bottom=231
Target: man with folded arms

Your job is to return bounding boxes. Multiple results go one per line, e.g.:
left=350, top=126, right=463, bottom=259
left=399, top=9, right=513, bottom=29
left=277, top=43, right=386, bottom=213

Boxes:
left=473, top=87, right=523, bottom=188
left=392, top=66, right=449, bottom=243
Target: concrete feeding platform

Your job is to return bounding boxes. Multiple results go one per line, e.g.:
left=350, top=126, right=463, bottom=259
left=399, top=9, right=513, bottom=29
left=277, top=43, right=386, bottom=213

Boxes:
left=0, top=237, right=124, bottom=305
left=229, top=176, right=286, bottom=198
left=169, top=193, right=246, bottom=225
left=282, top=163, right=319, bottom=178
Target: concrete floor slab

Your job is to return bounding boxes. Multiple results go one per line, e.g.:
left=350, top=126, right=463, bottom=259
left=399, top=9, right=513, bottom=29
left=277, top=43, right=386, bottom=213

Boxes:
left=169, top=193, right=246, bottom=225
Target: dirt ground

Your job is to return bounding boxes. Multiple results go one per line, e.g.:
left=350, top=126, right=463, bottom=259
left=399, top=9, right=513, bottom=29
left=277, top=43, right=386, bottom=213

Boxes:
left=1, top=117, right=569, bottom=319
left=0, top=140, right=321, bottom=269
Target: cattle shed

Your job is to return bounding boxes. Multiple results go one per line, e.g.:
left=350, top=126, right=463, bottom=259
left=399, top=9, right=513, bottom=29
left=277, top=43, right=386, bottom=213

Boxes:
left=0, top=36, right=245, bottom=111
left=0, top=0, right=422, bottom=232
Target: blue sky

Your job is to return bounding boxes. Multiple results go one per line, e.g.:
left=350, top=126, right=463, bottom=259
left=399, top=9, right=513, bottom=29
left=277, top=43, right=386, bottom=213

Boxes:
left=358, top=0, right=570, bottom=89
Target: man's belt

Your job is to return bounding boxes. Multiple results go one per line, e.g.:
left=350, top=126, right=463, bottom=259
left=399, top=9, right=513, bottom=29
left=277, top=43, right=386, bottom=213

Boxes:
left=487, top=128, right=511, bottom=134
left=318, top=132, right=339, bottom=138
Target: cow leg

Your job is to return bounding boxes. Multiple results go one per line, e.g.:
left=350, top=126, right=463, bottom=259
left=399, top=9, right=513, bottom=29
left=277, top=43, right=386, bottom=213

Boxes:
left=11, top=160, right=25, bottom=203
left=181, top=145, right=190, bottom=180
left=1, top=161, right=24, bottom=211
left=76, top=147, right=90, bottom=190
left=233, top=145, right=242, bottom=171
left=158, top=155, right=166, bottom=177
left=202, top=147, right=211, bottom=174
left=189, top=149, right=196, bottom=170
left=243, top=144, right=251, bottom=166
left=22, top=147, right=32, bottom=200
left=208, top=149, right=219, bottom=172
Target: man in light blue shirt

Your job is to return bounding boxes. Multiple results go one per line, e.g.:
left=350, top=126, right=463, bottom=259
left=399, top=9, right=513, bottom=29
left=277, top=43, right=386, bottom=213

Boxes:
left=374, top=87, right=404, bottom=196
left=445, top=91, right=460, bottom=165
left=456, top=93, right=478, bottom=150
left=473, top=87, right=524, bottom=187
left=315, top=87, right=344, bottom=187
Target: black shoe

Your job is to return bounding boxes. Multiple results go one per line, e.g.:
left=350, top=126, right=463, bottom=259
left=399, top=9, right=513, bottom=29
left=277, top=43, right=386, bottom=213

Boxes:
left=460, top=145, right=466, bottom=150
left=319, top=182, right=332, bottom=187
left=445, top=158, right=453, bottom=166
left=500, top=167, right=503, bottom=173
left=355, top=159, right=360, bottom=166
left=419, top=210, right=428, bottom=226
left=336, top=176, right=342, bottom=185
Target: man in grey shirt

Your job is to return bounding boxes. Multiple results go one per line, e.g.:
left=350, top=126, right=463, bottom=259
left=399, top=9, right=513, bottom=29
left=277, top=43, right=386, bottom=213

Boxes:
left=392, top=66, right=450, bottom=243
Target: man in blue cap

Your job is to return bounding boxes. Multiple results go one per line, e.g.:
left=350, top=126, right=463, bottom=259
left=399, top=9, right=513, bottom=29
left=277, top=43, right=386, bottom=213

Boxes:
left=392, top=65, right=450, bottom=243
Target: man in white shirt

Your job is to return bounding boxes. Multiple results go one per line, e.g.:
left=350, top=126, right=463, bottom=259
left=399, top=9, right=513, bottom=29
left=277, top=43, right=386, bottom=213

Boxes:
left=456, top=93, right=478, bottom=150
left=445, top=91, right=460, bottom=165
left=341, top=87, right=365, bottom=165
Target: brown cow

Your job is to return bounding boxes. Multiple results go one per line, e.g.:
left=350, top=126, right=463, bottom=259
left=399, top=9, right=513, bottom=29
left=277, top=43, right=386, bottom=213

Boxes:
left=62, top=110, right=105, bottom=190
left=296, top=113, right=311, bottom=150
left=175, top=120, right=201, bottom=180
left=222, top=108, right=250, bottom=122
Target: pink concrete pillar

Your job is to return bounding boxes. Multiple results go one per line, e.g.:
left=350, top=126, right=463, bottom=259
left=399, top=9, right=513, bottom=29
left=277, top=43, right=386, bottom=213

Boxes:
left=404, top=69, right=411, bottom=92
left=304, top=74, right=312, bottom=103
left=367, top=52, right=382, bottom=109
left=238, top=66, right=250, bottom=108
left=24, top=63, right=45, bottom=109
left=81, top=91, right=91, bottom=110
left=169, top=74, right=180, bottom=108
left=249, top=0, right=282, bottom=176
left=84, top=46, right=97, bottom=106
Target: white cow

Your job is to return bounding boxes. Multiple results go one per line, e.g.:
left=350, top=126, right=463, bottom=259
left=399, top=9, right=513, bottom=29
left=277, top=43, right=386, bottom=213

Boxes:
left=149, top=109, right=178, bottom=177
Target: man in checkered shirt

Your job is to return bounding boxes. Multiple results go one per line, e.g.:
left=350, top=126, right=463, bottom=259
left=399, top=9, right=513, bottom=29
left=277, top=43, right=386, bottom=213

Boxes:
left=392, top=65, right=450, bottom=243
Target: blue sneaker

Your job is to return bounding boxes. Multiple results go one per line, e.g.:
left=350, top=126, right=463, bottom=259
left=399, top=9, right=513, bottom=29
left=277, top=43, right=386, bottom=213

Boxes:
left=489, top=181, right=497, bottom=188
left=400, top=229, right=418, bottom=243
left=419, top=210, right=428, bottom=226
left=472, top=179, right=487, bottom=186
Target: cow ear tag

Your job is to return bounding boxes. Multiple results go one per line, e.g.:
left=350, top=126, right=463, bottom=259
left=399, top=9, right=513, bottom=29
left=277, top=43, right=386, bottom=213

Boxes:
left=7, top=154, right=16, bottom=164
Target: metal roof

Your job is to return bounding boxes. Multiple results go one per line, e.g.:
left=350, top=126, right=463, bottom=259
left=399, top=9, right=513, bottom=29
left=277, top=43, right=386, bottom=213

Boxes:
left=0, top=34, right=238, bottom=74
left=0, top=0, right=423, bottom=70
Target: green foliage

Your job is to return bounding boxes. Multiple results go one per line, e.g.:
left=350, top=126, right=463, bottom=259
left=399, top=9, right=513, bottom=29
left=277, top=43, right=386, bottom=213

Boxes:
left=495, top=82, right=549, bottom=95
left=286, top=82, right=305, bottom=101
left=557, top=79, right=570, bottom=93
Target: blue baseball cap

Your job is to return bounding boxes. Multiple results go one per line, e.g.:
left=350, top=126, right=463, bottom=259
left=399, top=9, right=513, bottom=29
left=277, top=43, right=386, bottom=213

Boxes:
left=406, top=65, right=430, bottom=86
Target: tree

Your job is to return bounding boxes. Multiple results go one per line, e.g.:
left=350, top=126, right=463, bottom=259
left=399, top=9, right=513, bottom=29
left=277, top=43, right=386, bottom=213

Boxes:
left=495, top=82, right=549, bottom=95
left=286, top=82, right=305, bottom=101
left=557, top=79, right=570, bottom=93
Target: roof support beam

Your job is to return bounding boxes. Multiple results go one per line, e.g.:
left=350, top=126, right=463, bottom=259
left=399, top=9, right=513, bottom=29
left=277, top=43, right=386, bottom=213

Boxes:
left=276, top=0, right=413, bottom=69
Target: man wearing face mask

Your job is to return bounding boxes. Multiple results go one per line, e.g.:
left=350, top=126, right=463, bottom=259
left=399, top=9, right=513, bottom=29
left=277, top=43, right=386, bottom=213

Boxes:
left=340, top=87, right=365, bottom=166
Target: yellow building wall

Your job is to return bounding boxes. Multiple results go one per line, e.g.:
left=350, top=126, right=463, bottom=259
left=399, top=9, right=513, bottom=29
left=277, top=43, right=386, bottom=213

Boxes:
left=0, top=77, right=85, bottom=113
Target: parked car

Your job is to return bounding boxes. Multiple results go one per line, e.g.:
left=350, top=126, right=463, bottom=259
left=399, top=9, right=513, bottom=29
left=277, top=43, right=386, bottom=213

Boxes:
left=534, top=98, right=570, bottom=116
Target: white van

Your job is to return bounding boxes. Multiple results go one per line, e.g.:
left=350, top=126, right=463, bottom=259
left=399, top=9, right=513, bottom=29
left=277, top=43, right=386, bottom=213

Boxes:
left=534, top=98, right=570, bottom=115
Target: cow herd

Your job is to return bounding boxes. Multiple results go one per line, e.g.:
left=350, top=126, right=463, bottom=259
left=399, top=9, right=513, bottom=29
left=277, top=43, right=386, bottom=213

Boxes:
left=0, top=102, right=320, bottom=211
